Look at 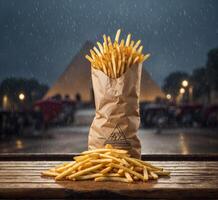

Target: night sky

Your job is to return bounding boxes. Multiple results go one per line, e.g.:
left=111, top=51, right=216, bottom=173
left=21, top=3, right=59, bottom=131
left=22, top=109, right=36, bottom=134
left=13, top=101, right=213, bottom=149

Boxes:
left=0, top=0, right=218, bottom=86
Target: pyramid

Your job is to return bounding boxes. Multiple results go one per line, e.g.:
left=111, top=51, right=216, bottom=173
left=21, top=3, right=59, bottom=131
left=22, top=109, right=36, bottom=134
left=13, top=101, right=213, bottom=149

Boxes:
left=44, top=41, right=164, bottom=102
left=104, top=125, right=131, bottom=148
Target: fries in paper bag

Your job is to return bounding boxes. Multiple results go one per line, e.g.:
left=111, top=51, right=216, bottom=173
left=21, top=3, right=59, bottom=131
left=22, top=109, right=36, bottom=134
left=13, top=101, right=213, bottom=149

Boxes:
left=85, top=29, right=150, bottom=158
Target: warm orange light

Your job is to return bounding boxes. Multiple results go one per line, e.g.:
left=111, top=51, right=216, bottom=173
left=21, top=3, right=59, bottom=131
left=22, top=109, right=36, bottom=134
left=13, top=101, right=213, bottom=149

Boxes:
left=19, top=93, right=25, bottom=101
left=182, top=80, right=188, bottom=87
left=180, top=88, right=185, bottom=94
left=166, top=94, right=171, bottom=100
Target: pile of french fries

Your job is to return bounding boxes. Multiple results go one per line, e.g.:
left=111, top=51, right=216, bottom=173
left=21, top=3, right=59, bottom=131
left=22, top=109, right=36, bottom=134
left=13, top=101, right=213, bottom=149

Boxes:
left=42, top=145, right=170, bottom=183
left=85, top=29, right=150, bottom=78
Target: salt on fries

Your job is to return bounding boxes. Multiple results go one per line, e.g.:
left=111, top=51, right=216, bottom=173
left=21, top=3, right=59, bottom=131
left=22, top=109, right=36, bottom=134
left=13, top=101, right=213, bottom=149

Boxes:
left=85, top=29, right=150, bottom=78
left=42, top=145, right=170, bottom=183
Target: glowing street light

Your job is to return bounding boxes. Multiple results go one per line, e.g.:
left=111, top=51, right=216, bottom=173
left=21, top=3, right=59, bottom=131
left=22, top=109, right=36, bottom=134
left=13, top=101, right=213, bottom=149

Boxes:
left=180, top=88, right=185, bottom=94
left=18, top=93, right=25, bottom=101
left=166, top=94, right=171, bottom=100
left=182, top=80, right=188, bottom=87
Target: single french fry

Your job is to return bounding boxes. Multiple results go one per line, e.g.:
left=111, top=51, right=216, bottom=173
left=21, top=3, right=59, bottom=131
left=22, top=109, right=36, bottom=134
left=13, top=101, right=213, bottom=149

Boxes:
left=74, top=155, right=89, bottom=162
left=133, top=40, right=141, bottom=51
left=100, top=166, right=112, bottom=174
left=140, top=53, right=150, bottom=63
left=107, top=36, right=112, bottom=46
left=97, top=42, right=104, bottom=54
left=133, top=158, right=162, bottom=171
left=137, top=46, right=143, bottom=54
left=130, top=41, right=134, bottom=47
left=95, top=177, right=130, bottom=183
left=133, top=56, right=139, bottom=64
left=56, top=161, right=76, bottom=173
left=143, top=167, right=148, bottom=181
left=125, top=34, right=131, bottom=47
left=149, top=171, right=158, bottom=180
left=93, top=46, right=101, bottom=57
left=85, top=55, right=94, bottom=63
left=104, top=173, right=121, bottom=177
left=41, top=170, right=59, bottom=177
left=111, top=52, right=117, bottom=78
left=90, top=159, right=113, bottom=164
left=125, top=172, right=133, bottom=182
left=99, top=154, right=126, bottom=165
left=115, top=29, right=121, bottom=43
left=121, top=158, right=130, bottom=167
left=155, top=171, right=170, bottom=176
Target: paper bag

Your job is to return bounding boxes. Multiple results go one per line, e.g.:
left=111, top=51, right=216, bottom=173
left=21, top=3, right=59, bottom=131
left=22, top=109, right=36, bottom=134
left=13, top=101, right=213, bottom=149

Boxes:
left=88, top=63, right=142, bottom=158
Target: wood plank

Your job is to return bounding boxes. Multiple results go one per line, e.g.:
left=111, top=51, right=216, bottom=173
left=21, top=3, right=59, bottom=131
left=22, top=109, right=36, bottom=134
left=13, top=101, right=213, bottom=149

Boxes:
left=0, top=182, right=218, bottom=199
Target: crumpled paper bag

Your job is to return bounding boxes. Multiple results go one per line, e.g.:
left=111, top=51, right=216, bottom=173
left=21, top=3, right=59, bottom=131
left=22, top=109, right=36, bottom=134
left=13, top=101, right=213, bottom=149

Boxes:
left=88, top=63, right=142, bottom=158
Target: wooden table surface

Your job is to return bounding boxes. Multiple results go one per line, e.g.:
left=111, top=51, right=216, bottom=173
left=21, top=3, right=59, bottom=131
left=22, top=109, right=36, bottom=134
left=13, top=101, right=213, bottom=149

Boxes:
left=0, top=154, right=218, bottom=199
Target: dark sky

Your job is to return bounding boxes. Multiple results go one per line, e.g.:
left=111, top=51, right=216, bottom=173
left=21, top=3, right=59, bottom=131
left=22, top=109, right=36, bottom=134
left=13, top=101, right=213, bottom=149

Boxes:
left=0, top=0, right=218, bottom=86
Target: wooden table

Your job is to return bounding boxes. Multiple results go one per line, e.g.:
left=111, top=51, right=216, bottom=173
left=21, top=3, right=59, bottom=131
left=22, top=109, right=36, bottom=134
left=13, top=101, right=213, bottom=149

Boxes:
left=0, top=154, right=218, bottom=199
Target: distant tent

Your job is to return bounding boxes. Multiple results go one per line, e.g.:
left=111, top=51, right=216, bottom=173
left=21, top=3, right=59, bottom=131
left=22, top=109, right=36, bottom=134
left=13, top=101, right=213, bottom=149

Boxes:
left=44, top=41, right=164, bottom=102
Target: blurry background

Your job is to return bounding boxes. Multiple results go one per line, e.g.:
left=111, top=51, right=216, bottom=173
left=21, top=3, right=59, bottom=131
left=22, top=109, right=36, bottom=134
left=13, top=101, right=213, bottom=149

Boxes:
left=0, top=0, right=218, bottom=154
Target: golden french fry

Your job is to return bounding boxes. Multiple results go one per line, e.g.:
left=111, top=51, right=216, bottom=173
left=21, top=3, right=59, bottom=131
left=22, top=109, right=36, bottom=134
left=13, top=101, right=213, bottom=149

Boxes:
left=141, top=53, right=150, bottom=63
left=155, top=171, right=170, bottom=176
left=133, top=40, right=141, bottom=51
left=115, top=29, right=121, bottom=43
left=111, top=52, right=117, bottom=78
left=125, top=34, right=131, bottom=47
left=41, top=170, right=59, bottom=177
left=143, top=167, right=148, bottom=181
left=104, top=173, right=121, bottom=177
left=100, top=166, right=112, bottom=174
left=97, top=42, right=104, bottom=54
left=85, top=55, right=94, bottom=63
left=149, top=171, right=158, bottom=180
left=137, top=46, right=143, bottom=54
left=56, top=161, right=76, bottom=173
left=107, top=36, right=112, bottom=46
left=99, top=154, right=126, bottom=165
left=133, top=158, right=162, bottom=171
left=133, top=56, right=139, bottom=64
left=93, top=46, right=101, bottom=57
left=118, top=169, right=124, bottom=174
left=125, top=172, right=133, bottom=182
left=74, top=155, right=89, bottom=162
left=90, top=159, right=113, bottom=164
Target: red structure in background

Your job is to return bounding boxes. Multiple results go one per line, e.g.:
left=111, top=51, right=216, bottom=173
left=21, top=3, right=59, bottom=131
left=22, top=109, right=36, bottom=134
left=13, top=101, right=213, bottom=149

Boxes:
left=33, top=99, right=75, bottom=124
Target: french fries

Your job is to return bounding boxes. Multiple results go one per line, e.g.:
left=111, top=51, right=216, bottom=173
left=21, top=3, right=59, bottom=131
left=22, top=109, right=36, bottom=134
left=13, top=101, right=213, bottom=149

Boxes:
left=85, top=29, right=150, bottom=78
left=42, top=146, right=170, bottom=183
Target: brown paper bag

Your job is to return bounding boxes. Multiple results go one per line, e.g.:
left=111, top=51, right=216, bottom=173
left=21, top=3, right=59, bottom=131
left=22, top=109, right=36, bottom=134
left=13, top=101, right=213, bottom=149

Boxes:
left=88, top=63, right=142, bottom=158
